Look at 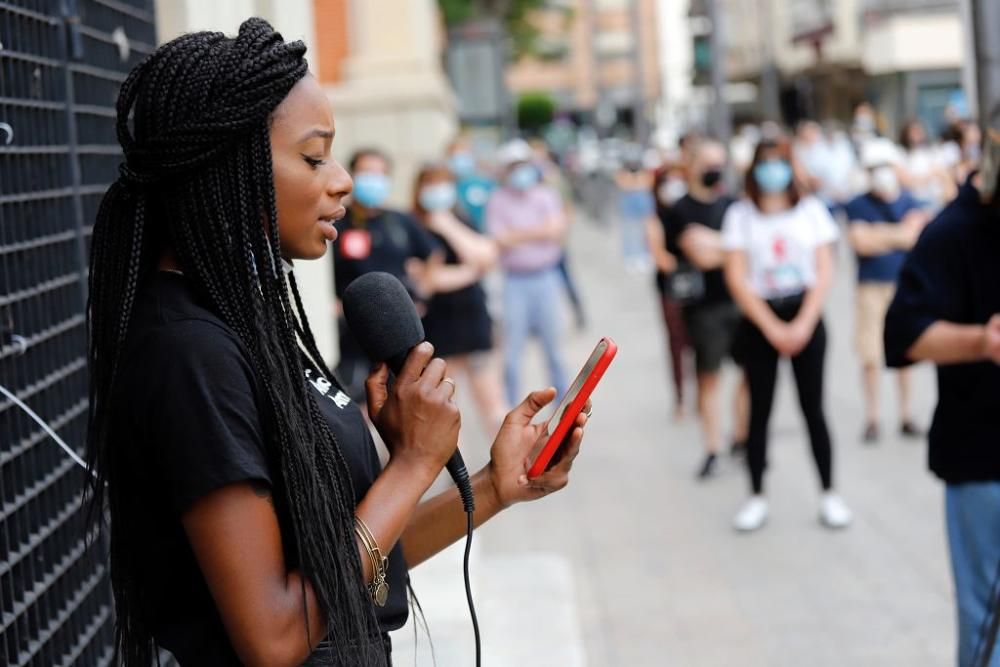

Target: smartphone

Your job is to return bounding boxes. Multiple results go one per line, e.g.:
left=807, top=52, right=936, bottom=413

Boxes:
left=527, top=337, right=618, bottom=479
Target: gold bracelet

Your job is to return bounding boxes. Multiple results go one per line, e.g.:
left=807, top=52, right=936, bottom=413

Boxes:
left=354, top=517, right=389, bottom=607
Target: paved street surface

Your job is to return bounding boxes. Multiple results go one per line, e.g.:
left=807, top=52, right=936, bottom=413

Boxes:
left=390, top=215, right=953, bottom=666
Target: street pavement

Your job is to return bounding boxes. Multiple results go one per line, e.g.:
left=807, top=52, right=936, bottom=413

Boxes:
left=390, top=214, right=953, bottom=666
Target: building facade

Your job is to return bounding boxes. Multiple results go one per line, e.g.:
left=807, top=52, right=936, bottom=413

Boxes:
left=505, top=0, right=662, bottom=138
left=860, top=0, right=967, bottom=138
left=699, top=0, right=966, bottom=134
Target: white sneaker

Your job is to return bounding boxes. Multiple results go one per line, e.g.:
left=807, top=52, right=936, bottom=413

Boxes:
left=819, top=493, right=853, bottom=529
left=733, top=496, right=769, bottom=532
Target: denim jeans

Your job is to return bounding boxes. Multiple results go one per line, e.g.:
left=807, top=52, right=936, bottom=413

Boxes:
left=502, top=268, right=568, bottom=406
left=946, top=481, right=1000, bottom=667
left=618, top=190, right=653, bottom=263
left=620, top=214, right=650, bottom=263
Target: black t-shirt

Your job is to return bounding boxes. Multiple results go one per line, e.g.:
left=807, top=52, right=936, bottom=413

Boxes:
left=659, top=193, right=734, bottom=306
left=113, top=273, right=408, bottom=666
left=332, top=207, right=437, bottom=300
left=332, top=207, right=438, bottom=367
left=421, top=220, right=493, bottom=358
left=885, top=179, right=1000, bottom=483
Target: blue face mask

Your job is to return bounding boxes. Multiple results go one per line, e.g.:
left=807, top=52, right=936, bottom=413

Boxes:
left=352, top=172, right=390, bottom=208
left=448, top=152, right=476, bottom=177
left=753, top=160, right=793, bottom=194
left=508, top=164, right=540, bottom=191
left=419, top=182, right=458, bottom=212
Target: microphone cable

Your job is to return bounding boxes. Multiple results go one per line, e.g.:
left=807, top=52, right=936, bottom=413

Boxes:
left=464, top=508, right=481, bottom=667
left=450, top=461, right=481, bottom=667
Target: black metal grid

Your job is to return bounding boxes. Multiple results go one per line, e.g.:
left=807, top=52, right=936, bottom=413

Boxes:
left=0, top=1, right=160, bottom=665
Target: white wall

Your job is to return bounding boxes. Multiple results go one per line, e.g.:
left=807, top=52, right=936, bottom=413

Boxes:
left=326, top=0, right=457, bottom=212
left=154, top=0, right=338, bottom=366
left=654, top=0, right=696, bottom=144
left=156, top=0, right=316, bottom=56
left=862, top=11, right=964, bottom=76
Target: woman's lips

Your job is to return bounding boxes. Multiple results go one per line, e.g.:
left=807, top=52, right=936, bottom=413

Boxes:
left=319, top=220, right=338, bottom=241
left=318, top=207, right=345, bottom=241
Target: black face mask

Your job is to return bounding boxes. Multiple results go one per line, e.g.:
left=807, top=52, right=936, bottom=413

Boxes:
left=701, top=169, right=723, bottom=188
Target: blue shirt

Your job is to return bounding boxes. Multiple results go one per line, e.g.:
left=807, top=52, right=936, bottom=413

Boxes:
left=884, top=179, right=1000, bottom=483
left=845, top=191, right=921, bottom=283
left=456, top=173, right=495, bottom=232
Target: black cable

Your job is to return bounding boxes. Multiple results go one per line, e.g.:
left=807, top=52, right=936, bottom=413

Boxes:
left=463, top=509, right=481, bottom=667
left=973, top=556, right=1000, bottom=667
left=449, top=456, right=479, bottom=664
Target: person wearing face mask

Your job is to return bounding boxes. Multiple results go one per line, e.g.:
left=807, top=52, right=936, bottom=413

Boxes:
left=941, top=119, right=983, bottom=187
left=530, top=138, right=588, bottom=330
left=332, top=148, right=443, bottom=402
left=722, top=138, right=852, bottom=532
left=851, top=101, right=879, bottom=153
left=446, top=136, right=495, bottom=232
left=409, top=163, right=506, bottom=434
left=898, top=118, right=956, bottom=211
left=660, top=138, right=749, bottom=478
left=845, top=138, right=930, bottom=444
left=486, top=138, right=569, bottom=406
left=647, top=162, right=692, bottom=420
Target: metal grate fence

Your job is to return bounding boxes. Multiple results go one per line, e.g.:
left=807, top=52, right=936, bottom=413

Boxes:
left=0, top=1, right=163, bottom=664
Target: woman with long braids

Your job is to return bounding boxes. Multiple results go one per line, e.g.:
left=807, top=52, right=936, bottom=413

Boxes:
left=86, top=19, right=588, bottom=666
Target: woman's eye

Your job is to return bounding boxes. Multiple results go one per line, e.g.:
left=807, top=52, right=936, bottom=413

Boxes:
left=302, top=155, right=327, bottom=169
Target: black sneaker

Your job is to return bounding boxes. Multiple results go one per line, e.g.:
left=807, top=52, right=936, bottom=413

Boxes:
left=862, top=423, right=879, bottom=445
left=900, top=421, right=924, bottom=439
left=696, top=453, right=718, bottom=480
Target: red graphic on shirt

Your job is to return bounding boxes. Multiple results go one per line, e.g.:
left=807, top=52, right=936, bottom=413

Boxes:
left=773, top=236, right=787, bottom=261
left=339, top=229, right=372, bottom=260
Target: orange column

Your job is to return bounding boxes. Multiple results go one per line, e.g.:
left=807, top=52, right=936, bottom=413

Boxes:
left=312, top=0, right=351, bottom=84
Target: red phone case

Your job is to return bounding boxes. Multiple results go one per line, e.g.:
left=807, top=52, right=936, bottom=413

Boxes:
left=527, top=337, right=618, bottom=479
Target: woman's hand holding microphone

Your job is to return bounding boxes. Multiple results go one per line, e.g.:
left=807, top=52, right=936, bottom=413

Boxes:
left=361, top=346, right=589, bottom=572
left=364, top=342, right=460, bottom=484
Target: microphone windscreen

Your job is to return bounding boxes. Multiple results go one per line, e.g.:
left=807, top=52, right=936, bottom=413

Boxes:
left=342, top=272, right=424, bottom=372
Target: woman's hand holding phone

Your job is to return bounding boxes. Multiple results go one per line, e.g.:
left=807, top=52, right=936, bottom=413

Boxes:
left=486, top=387, right=590, bottom=509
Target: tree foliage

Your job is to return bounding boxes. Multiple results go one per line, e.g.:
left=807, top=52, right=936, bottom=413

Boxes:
left=517, top=91, right=556, bottom=133
left=437, top=0, right=553, bottom=59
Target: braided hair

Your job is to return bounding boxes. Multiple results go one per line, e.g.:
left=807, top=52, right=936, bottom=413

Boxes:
left=85, top=18, right=385, bottom=666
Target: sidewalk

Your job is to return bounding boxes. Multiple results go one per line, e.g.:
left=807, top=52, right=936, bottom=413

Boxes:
left=391, top=215, right=953, bottom=666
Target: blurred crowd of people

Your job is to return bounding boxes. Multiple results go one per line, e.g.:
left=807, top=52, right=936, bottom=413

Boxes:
left=326, top=102, right=980, bottom=522
left=329, top=134, right=585, bottom=445
left=636, top=103, right=989, bottom=533
left=641, top=109, right=1000, bottom=666
left=326, top=104, right=999, bottom=665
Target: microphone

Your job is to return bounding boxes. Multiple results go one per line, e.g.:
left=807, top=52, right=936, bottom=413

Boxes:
left=342, top=272, right=474, bottom=513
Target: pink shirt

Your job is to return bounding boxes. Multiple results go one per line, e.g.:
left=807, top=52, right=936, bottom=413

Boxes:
left=486, top=185, right=563, bottom=273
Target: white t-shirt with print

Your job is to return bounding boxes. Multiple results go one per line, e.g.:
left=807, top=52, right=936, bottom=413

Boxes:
left=721, top=196, right=839, bottom=300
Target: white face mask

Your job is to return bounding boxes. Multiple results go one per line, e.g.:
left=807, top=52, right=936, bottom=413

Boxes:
left=871, top=166, right=899, bottom=200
